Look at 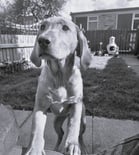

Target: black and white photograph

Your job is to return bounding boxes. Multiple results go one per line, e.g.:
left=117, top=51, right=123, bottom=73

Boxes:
left=0, top=0, right=139, bottom=155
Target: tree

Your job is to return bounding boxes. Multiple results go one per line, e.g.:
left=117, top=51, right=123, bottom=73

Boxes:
left=0, top=0, right=13, bottom=21
left=6, top=0, right=68, bottom=23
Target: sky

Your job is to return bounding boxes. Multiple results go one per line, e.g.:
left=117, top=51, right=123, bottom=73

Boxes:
left=60, top=0, right=139, bottom=18
left=69, top=0, right=139, bottom=12
left=1, top=0, right=139, bottom=17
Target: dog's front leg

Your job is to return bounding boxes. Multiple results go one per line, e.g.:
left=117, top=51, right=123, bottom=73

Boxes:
left=25, top=110, right=47, bottom=155
left=65, top=102, right=82, bottom=155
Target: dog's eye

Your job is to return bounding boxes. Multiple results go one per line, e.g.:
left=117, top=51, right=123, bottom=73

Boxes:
left=40, top=24, right=45, bottom=31
left=62, top=25, right=69, bottom=31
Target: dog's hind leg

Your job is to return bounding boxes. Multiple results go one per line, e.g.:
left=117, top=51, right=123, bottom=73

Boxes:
left=54, top=116, right=67, bottom=151
left=79, top=104, right=88, bottom=154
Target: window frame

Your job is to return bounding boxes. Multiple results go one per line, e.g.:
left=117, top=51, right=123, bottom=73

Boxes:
left=87, top=15, right=98, bottom=30
left=132, top=13, right=139, bottom=30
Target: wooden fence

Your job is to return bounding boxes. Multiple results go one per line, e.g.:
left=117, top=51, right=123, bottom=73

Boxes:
left=0, top=34, right=36, bottom=73
left=0, top=26, right=138, bottom=74
left=0, top=20, right=38, bottom=73
left=85, top=30, right=137, bottom=53
left=0, top=34, right=36, bottom=62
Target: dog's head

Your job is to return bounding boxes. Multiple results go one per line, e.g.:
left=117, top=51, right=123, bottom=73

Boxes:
left=31, top=16, right=92, bottom=70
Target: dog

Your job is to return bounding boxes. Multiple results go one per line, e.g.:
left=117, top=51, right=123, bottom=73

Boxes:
left=25, top=16, right=92, bottom=155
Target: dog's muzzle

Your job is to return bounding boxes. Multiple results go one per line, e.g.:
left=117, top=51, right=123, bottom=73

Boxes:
left=38, top=36, right=51, bottom=48
left=38, top=36, right=55, bottom=58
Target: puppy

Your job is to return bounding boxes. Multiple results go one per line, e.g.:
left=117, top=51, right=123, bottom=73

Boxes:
left=25, top=16, right=92, bottom=155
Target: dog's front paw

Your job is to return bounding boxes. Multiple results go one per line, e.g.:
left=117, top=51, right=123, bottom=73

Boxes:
left=65, top=141, right=81, bottom=155
left=25, top=148, right=46, bottom=155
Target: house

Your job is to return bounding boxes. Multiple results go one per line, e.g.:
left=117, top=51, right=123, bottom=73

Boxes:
left=71, top=7, right=139, bottom=31
left=71, top=7, right=139, bottom=53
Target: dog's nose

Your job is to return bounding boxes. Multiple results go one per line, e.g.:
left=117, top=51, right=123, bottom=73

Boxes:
left=38, top=37, right=51, bottom=47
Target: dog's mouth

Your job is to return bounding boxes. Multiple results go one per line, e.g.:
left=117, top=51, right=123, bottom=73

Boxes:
left=38, top=46, right=68, bottom=61
left=39, top=52, right=65, bottom=61
left=39, top=52, right=56, bottom=59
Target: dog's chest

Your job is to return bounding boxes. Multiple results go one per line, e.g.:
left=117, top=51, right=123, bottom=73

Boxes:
left=45, top=70, right=70, bottom=102
left=50, top=86, right=68, bottom=102
left=39, top=66, right=82, bottom=114
left=41, top=65, right=81, bottom=101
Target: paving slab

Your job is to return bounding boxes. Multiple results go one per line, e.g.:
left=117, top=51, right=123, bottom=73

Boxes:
left=8, top=146, right=22, bottom=155
left=8, top=146, right=64, bottom=155
left=45, top=150, right=63, bottom=155
left=121, top=55, right=139, bottom=76
left=4, top=109, right=139, bottom=154
left=0, top=104, right=19, bottom=155
left=2, top=108, right=139, bottom=155
left=89, top=55, right=112, bottom=70
left=92, top=117, right=139, bottom=154
left=14, top=110, right=93, bottom=154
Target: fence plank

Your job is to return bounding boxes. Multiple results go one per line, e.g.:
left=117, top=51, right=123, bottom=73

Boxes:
left=0, top=34, right=36, bottom=63
left=0, top=43, right=34, bottom=49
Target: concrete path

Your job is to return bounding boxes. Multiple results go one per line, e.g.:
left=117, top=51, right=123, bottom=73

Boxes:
left=10, top=110, right=139, bottom=155
left=89, top=55, right=112, bottom=70
left=14, top=110, right=93, bottom=154
left=92, top=117, right=139, bottom=154
left=0, top=105, right=19, bottom=155
left=9, top=148, right=63, bottom=155
left=121, top=55, right=139, bottom=76
left=1, top=107, right=139, bottom=155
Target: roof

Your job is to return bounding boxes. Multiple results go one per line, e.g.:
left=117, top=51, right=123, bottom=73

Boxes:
left=71, top=7, right=139, bottom=15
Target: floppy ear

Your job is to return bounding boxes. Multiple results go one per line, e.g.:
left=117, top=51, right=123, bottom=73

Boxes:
left=77, top=27, right=92, bottom=70
left=30, top=36, right=41, bottom=67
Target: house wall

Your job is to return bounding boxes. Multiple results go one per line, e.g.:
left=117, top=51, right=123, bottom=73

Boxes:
left=73, top=13, right=117, bottom=30
left=98, top=14, right=117, bottom=30
left=71, top=8, right=139, bottom=31
left=75, top=16, right=87, bottom=30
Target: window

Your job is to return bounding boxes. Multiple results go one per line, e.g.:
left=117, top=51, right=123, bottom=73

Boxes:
left=133, top=20, right=139, bottom=29
left=76, top=17, right=87, bottom=31
left=133, top=14, right=139, bottom=30
left=117, top=14, right=132, bottom=30
left=135, top=14, right=139, bottom=18
left=88, top=16, right=98, bottom=30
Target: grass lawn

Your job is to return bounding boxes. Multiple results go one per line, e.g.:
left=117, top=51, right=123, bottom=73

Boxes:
left=83, top=57, right=139, bottom=120
left=0, top=69, right=40, bottom=110
left=0, top=57, right=139, bottom=120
